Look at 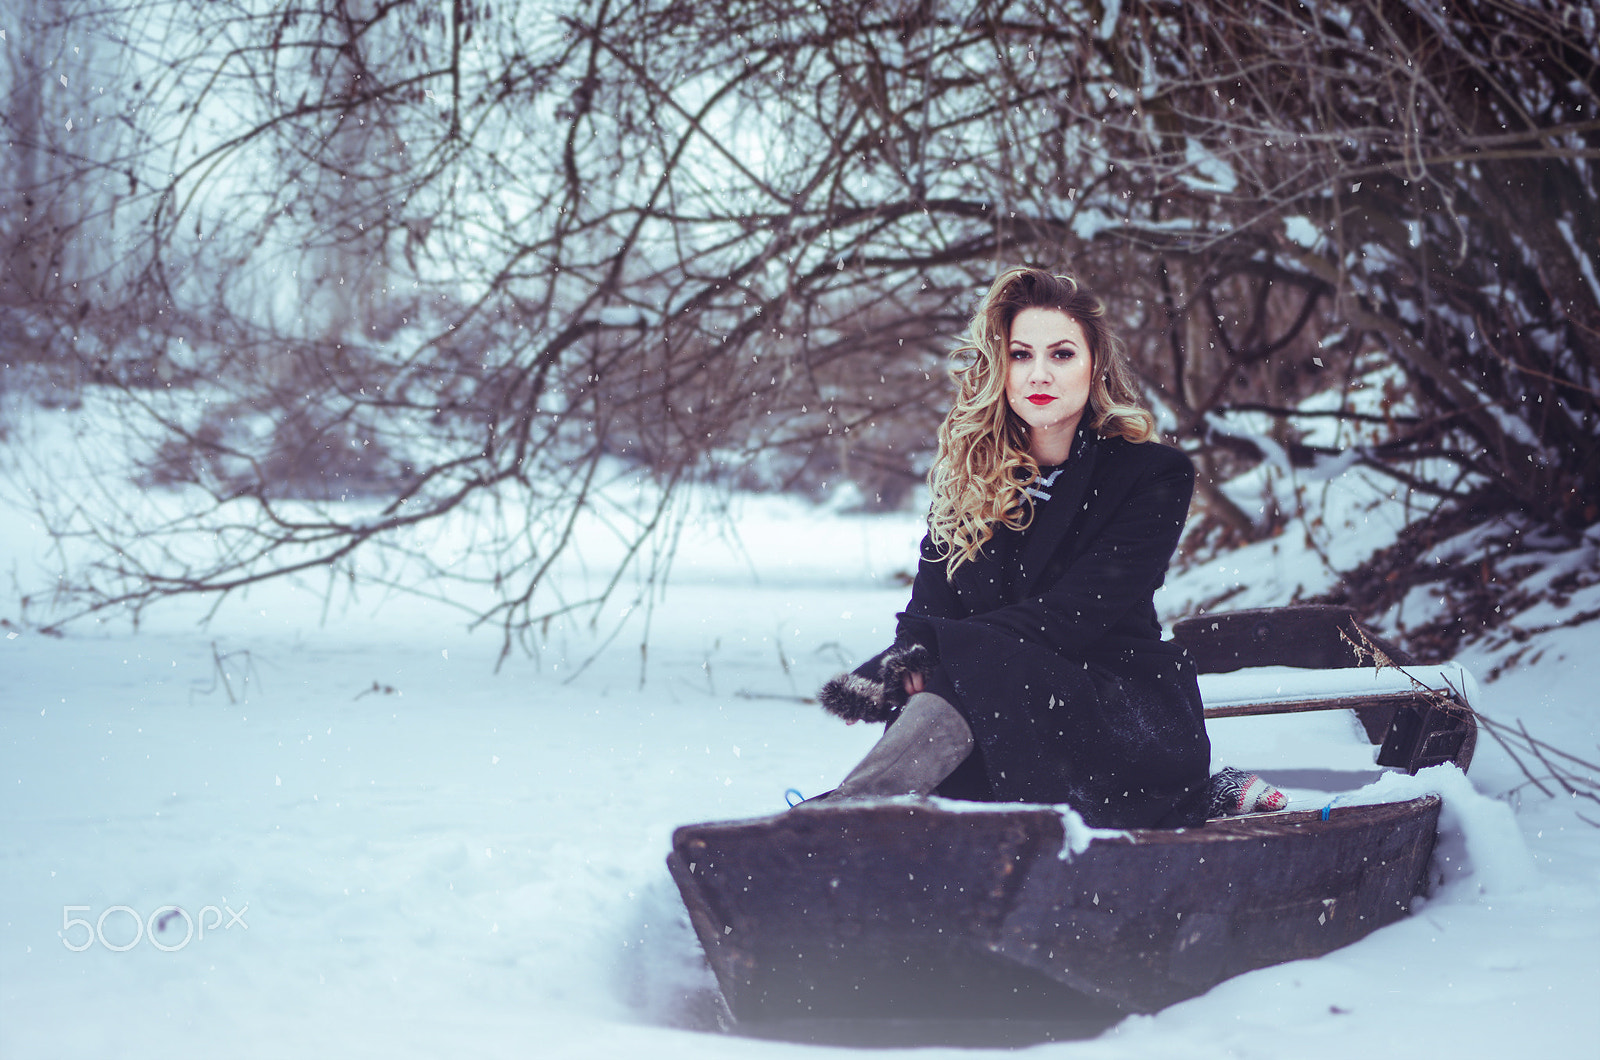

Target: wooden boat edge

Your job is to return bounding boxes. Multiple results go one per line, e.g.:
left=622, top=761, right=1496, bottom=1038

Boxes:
left=671, top=791, right=1443, bottom=850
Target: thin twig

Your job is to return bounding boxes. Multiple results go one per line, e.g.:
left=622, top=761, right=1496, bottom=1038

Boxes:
left=1340, top=625, right=1599, bottom=820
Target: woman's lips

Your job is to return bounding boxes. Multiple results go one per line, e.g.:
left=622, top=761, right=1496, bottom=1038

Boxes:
left=1026, top=394, right=1056, bottom=405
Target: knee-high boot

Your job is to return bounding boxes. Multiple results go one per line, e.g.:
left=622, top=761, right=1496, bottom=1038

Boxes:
left=828, top=691, right=974, bottom=799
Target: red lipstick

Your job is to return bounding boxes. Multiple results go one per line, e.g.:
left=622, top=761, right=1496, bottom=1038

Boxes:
left=1026, top=394, right=1056, bottom=405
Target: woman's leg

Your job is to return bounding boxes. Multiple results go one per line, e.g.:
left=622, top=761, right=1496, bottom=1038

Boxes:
left=828, top=682, right=975, bottom=799
left=917, top=666, right=994, bottom=800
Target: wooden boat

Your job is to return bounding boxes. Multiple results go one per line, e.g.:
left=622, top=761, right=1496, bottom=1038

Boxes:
left=666, top=606, right=1477, bottom=1041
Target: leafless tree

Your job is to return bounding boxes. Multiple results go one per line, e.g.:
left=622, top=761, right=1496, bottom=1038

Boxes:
left=1, top=0, right=141, bottom=382
left=1100, top=0, right=1599, bottom=533
left=16, top=0, right=1597, bottom=657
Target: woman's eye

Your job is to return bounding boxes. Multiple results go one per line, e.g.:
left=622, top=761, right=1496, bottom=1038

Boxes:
left=1009, top=349, right=1029, bottom=360
left=1053, top=349, right=1076, bottom=360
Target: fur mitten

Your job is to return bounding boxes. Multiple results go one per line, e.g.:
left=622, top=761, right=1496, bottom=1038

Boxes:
left=879, top=642, right=934, bottom=701
left=817, top=642, right=936, bottom=725
left=816, top=671, right=895, bottom=724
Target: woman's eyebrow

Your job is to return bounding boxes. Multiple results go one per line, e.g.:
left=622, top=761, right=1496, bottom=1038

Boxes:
left=1009, top=338, right=1080, bottom=350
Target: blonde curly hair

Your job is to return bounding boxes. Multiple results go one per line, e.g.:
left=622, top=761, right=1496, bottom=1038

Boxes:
left=928, top=266, right=1156, bottom=576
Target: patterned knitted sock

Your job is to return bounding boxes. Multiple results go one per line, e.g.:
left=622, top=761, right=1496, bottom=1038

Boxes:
left=1205, top=767, right=1289, bottom=817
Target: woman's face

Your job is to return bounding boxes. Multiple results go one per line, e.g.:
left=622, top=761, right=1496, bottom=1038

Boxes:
left=1004, top=307, right=1093, bottom=461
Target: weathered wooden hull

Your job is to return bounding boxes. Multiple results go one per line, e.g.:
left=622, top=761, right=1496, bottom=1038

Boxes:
left=668, top=795, right=1440, bottom=1028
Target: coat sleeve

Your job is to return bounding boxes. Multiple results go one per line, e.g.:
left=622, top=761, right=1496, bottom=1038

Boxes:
left=817, top=534, right=955, bottom=723
left=966, top=447, right=1194, bottom=652
left=894, top=533, right=966, bottom=649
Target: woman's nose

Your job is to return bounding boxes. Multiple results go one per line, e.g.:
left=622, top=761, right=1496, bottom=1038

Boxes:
left=1028, top=358, right=1052, bottom=382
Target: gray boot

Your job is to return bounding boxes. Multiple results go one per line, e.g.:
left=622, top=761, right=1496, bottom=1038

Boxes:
left=830, top=692, right=974, bottom=799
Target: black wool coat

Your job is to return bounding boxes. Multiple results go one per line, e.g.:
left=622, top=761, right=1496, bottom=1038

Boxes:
left=822, top=421, right=1210, bottom=828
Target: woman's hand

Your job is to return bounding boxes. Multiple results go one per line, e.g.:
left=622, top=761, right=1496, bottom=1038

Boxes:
left=903, top=671, right=926, bottom=696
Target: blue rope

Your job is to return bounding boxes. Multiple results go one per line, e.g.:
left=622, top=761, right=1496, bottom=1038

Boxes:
left=784, top=787, right=805, bottom=808
left=1320, top=795, right=1343, bottom=821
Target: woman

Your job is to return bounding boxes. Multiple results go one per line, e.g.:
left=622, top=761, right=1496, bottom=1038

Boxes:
left=814, top=267, right=1213, bottom=828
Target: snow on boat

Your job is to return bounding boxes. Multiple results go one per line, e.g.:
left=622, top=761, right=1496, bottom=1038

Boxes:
left=666, top=606, right=1478, bottom=1038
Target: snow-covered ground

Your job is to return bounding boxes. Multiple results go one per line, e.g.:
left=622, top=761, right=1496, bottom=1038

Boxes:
left=3, top=441, right=1597, bottom=1057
